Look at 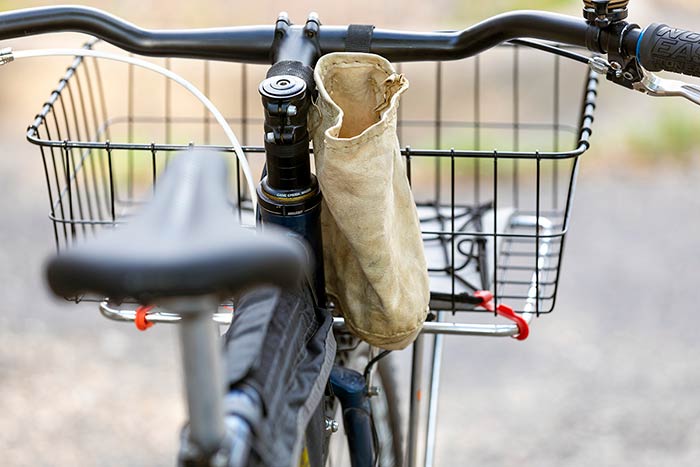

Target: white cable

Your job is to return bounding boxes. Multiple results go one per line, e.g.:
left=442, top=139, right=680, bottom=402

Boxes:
left=11, top=48, right=258, bottom=217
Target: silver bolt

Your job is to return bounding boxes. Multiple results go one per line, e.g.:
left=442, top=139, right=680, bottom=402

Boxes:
left=0, top=47, right=14, bottom=66
left=265, top=132, right=276, bottom=144
left=210, top=450, right=230, bottom=467
left=610, top=61, right=623, bottom=79
left=367, top=386, right=381, bottom=397
left=623, top=71, right=634, bottom=81
left=325, top=418, right=339, bottom=433
left=179, top=440, right=200, bottom=460
left=287, top=104, right=298, bottom=117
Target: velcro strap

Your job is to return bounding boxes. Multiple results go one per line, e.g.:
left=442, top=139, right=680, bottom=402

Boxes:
left=345, top=24, right=375, bottom=53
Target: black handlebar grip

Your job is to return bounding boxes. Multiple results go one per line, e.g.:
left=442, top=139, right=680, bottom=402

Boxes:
left=638, top=23, right=700, bottom=78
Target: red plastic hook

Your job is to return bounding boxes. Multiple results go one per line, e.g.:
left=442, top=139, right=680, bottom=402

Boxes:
left=135, top=305, right=155, bottom=331
left=474, top=290, right=529, bottom=341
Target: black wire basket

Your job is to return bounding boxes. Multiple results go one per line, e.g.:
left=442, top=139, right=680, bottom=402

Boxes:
left=27, top=41, right=597, bottom=315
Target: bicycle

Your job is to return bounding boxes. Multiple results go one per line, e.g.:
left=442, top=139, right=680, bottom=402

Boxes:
left=2, top=1, right=700, bottom=466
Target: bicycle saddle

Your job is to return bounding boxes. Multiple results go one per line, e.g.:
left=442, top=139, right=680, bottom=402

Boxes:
left=46, top=151, right=308, bottom=303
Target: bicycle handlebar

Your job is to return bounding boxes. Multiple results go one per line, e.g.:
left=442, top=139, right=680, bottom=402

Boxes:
left=2, top=5, right=700, bottom=83
left=0, top=6, right=275, bottom=62
left=0, top=5, right=592, bottom=63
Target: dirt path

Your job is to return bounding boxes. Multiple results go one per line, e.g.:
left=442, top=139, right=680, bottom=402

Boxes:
left=426, top=164, right=700, bottom=467
left=3, top=151, right=700, bottom=466
left=2, top=1, right=700, bottom=465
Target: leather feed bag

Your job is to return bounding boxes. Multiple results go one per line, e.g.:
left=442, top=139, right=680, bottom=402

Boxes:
left=310, top=52, right=430, bottom=350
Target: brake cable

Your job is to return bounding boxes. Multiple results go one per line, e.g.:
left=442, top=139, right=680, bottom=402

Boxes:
left=508, top=38, right=592, bottom=64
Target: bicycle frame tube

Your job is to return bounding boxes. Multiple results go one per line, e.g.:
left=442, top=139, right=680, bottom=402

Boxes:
left=330, top=367, right=374, bottom=467
left=163, top=297, right=228, bottom=460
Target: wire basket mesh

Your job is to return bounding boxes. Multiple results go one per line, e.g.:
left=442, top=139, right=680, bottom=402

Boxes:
left=27, top=41, right=597, bottom=315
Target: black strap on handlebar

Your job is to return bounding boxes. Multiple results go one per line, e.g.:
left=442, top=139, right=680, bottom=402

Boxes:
left=345, top=24, right=375, bottom=53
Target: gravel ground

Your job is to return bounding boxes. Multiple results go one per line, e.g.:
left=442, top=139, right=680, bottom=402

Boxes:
left=430, top=165, right=700, bottom=467
left=3, top=140, right=700, bottom=466
left=2, top=1, right=700, bottom=464
left=0, top=141, right=184, bottom=466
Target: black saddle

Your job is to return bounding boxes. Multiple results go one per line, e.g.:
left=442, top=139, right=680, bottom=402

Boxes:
left=46, top=152, right=307, bottom=303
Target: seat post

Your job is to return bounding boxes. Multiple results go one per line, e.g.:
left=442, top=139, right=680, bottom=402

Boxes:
left=167, top=296, right=227, bottom=457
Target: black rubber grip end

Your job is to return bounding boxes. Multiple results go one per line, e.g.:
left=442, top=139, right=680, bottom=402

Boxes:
left=638, top=23, right=700, bottom=77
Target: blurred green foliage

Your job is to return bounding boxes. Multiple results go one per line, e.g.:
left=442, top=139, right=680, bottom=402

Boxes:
left=451, top=0, right=577, bottom=23
left=628, top=106, right=700, bottom=163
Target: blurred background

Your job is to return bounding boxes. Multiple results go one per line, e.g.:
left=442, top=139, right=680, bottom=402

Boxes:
left=2, top=0, right=700, bottom=466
